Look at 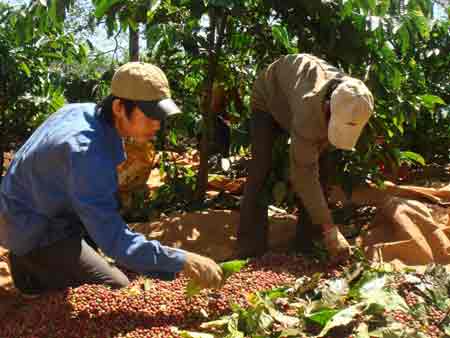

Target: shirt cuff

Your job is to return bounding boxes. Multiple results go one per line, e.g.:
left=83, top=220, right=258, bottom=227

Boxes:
left=163, top=246, right=187, bottom=273
left=144, top=246, right=186, bottom=281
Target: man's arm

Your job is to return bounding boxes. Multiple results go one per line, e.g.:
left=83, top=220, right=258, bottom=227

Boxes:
left=68, top=144, right=186, bottom=280
left=289, top=136, right=333, bottom=225
left=290, top=135, right=352, bottom=261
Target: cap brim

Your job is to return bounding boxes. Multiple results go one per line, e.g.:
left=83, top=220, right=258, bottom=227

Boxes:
left=156, top=98, right=181, bottom=117
left=137, top=98, right=181, bottom=121
left=328, top=115, right=364, bottom=151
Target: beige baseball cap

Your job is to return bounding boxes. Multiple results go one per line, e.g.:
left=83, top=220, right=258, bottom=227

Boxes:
left=111, top=62, right=181, bottom=120
left=328, top=78, right=374, bottom=150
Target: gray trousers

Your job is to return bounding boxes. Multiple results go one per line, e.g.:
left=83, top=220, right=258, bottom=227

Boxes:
left=9, top=234, right=129, bottom=294
left=238, top=110, right=327, bottom=256
left=238, top=110, right=281, bottom=256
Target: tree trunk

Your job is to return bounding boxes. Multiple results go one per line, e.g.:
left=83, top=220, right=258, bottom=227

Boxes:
left=0, top=102, right=4, bottom=184
left=0, top=146, right=4, bottom=185
left=129, top=25, right=140, bottom=62
left=194, top=8, right=227, bottom=201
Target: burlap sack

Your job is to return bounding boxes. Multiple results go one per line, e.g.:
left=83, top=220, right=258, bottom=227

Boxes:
left=363, top=197, right=450, bottom=266
left=117, top=139, right=158, bottom=194
left=331, top=182, right=450, bottom=268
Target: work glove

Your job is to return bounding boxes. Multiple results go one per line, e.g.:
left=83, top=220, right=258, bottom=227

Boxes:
left=322, top=224, right=352, bottom=263
left=183, top=251, right=224, bottom=289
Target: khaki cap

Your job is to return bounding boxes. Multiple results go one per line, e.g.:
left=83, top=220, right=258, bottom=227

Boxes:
left=111, top=62, right=181, bottom=120
left=328, top=78, right=374, bottom=150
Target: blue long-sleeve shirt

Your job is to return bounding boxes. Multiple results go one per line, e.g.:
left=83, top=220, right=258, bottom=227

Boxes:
left=0, top=103, right=185, bottom=280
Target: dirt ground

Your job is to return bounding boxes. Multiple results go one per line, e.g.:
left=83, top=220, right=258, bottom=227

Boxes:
left=1, top=154, right=449, bottom=322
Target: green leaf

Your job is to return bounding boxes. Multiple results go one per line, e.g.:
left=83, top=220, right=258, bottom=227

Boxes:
left=399, top=151, right=425, bottom=166
left=78, top=43, right=88, bottom=61
left=340, top=0, right=353, bottom=18
left=94, top=0, right=122, bottom=18
left=169, top=129, right=178, bottom=146
left=128, top=17, right=139, bottom=32
left=306, top=308, right=340, bottom=327
left=185, top=260, right=248, bottom=298
left=200, top=316, right=232, bottom=330
left=279, top=328, right=303, bottom=337
left=418, top=94, right=446, bottom=109
left=226, top=314, right=245, bottom=338
left=291, top=273, right=323, bottom=296
left=209, top=0, right=238, bottom=9
left=105, top=14, right=118, bottom=35
left=348, top=271, right=380, bottom=299
left=259, top=287, right=289, bottom=300
left=368, top=322, right=410, bottom=338
left=444, top=324, right=450, bottom=335
left=397, top=24, right=410, bottom=55
left=367, top=0, right=376, bottom=12
left=411, top=9, right=430, bottom=40
left=267, top=307, right=299, bottom=327
left=143, top=279, right=152, bottom=291
left=318, top=303, right=365, bottom=337
left=178, top=330, right=216, bottom=338
left=362, top=289, right=409, bottom=312
left=19, top=63, right=31, bottom=77
left=208, top=174, right=225, bottom=182
left=258, top=310, right=274, bottom=330
left=321, top=278, right=349, bottom=307
left=271, top=25, right=297, bottom=54
left=359, top=275, right=386, bottom=295
left=185, top=280, right=202, bottom=298
left=49, top=0, right=58, bottom=24
left=391, top=67, right=402, bottom=90
left=409, top=301, right=427, bottom=321
left=376, top=0, right=390, bottom=16
left=220, top=259, right=249, bottom=279
left=147, top=0, right=162, bottom=22
left=272, top=181, right=287, bottom=205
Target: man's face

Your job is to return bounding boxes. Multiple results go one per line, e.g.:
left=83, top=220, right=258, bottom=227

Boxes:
left=112, top=99, right=161, bottom=143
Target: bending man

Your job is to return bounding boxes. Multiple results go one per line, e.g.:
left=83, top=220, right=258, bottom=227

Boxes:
left=238, top=54, right=374, bottom=261
left=0, top=62, right=223, bottom=296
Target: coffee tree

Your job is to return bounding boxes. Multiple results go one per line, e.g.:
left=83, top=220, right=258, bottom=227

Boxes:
left=262, top=0, right=448, bottom=194
left=2, top=0, right=449, bottom=205
left=0, top=2, right=86, bottom=181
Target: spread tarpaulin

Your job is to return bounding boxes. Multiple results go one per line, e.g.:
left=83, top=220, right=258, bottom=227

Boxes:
left=332, top=182, right=450, bottom=268
left=364, top=197, right=450, bottom=267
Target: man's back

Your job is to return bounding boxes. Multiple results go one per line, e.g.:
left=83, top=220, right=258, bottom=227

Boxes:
left=252, top=54, right=346, bottom=141
left=0, top=103, right=124, bottom=255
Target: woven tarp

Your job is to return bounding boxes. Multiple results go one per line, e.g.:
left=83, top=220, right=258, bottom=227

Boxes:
left=332, top=182, right=450, bottom=268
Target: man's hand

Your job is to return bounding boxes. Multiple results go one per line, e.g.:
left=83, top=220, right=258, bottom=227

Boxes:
left=183, top=251, right=224, bottom=289
left=322, top=224, right=352, bottom=263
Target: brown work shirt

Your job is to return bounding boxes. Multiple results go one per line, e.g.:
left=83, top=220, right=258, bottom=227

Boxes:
left=251, top=54, right=349, bottom=224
